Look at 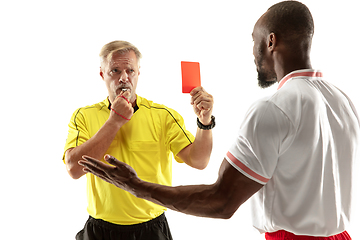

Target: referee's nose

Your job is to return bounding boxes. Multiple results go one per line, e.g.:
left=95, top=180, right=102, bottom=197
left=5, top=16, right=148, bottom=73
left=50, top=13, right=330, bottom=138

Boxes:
left=119, top=71, right=129, bottom=83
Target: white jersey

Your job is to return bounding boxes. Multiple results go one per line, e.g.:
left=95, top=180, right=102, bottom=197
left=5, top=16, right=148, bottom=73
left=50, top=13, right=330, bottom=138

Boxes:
left=226, top=70, right=360, bottom=236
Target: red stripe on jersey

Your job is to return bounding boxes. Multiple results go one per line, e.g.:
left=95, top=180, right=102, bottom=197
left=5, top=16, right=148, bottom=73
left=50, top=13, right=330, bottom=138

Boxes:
left=278, top=71, right=323, bottom=90
left=226, top=151, right=269, bottom=184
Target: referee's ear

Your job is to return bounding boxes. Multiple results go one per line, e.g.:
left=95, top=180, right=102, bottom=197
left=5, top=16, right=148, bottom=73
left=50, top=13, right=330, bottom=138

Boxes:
left=100, top=67, right=105, bottom=80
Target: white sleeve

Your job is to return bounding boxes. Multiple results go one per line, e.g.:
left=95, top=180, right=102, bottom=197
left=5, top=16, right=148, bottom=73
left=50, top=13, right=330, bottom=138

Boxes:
left=225, top=99, right=293, bottom=185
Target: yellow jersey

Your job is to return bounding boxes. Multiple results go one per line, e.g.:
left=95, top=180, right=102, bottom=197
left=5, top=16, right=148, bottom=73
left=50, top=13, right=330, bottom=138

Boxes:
left=63, top=95, right=195, bottom=224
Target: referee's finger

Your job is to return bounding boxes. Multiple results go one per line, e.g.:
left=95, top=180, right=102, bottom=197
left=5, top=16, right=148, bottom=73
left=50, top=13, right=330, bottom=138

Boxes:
left=193, top=95, right=212, bottom=107
left=116, top=92, right=130, bottom=103
left=122, top=90, right=131, bottom=99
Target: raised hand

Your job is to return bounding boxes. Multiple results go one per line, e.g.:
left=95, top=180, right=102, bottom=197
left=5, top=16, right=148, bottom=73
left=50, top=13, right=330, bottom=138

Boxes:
left=110, top=90, right=134, bottom=123
left=190, top=87, right=214, bottom=125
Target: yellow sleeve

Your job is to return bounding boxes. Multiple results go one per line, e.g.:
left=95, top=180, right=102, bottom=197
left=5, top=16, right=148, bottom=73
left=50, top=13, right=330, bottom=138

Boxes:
left=62, top=108, right=90, bottom=162
left=165, top=108, right=195, bottom=163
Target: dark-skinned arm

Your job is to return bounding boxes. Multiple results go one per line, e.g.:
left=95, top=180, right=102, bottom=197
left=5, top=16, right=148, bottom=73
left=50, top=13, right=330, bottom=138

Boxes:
left=78, top=155, right=263, bottom=219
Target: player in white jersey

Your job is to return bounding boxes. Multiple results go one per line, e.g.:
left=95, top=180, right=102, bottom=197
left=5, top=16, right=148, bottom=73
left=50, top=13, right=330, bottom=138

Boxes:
left=227, top=69, right=358, bottom=237
left=78, top=1, right=359, bottom=239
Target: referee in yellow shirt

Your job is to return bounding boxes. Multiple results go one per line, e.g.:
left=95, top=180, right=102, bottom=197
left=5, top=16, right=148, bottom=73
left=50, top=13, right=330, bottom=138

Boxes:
left=63, top=40, right=214, bottom=240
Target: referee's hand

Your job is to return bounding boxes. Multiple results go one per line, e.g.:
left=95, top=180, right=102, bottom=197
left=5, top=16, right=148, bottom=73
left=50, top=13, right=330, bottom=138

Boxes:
left=110, top=90, right=133, bottom=124
left=190, top=87, right=214, bottom=125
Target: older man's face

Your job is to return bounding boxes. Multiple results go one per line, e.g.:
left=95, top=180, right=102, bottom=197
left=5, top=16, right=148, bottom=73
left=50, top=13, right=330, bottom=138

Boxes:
left=100, top=50, right=140, bottom=105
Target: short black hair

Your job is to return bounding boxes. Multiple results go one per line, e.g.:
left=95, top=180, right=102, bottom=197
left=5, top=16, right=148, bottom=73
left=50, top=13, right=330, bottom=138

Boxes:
left=264, top=1, right=314, bottom=43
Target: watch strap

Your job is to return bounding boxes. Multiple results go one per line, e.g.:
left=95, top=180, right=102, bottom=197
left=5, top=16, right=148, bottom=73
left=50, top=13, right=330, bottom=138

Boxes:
left=197, top=115, right=215, bottom=130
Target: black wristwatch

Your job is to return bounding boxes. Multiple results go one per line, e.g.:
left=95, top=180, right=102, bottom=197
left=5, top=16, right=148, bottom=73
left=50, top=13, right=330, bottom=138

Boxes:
left=197, top=115, right=215, bottom=130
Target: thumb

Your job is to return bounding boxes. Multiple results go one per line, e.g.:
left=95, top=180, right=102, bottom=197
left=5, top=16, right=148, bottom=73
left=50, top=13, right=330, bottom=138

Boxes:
left=122, top=90, right=131, bottom=100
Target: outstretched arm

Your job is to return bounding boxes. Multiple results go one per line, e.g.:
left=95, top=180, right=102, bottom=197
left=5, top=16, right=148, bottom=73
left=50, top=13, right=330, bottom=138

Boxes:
left=78, top=155, right=263, bottom=219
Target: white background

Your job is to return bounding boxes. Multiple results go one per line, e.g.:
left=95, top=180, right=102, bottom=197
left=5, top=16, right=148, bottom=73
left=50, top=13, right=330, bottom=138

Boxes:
left=1, top=0, right=359, bottom=239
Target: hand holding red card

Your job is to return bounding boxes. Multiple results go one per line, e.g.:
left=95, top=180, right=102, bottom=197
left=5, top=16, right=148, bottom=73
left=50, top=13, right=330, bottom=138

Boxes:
left=181, top=61, right=201, bottom=93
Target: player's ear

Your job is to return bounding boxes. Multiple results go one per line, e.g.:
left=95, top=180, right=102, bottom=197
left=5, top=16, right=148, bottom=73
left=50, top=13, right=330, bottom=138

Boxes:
left=267, top=33, right=277, bottom=52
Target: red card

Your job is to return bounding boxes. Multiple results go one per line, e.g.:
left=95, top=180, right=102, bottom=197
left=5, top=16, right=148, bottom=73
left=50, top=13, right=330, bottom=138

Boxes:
left=181, top=61, right=201, bottom=93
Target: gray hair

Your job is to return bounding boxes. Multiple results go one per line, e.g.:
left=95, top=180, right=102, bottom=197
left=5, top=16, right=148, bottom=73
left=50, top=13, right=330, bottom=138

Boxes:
left=99, top=40, right=142, bottom=67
